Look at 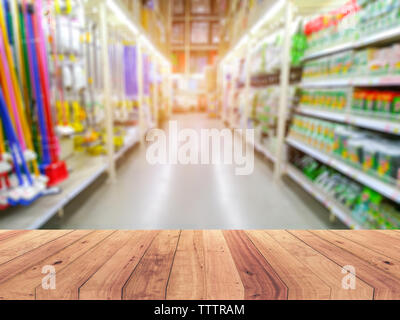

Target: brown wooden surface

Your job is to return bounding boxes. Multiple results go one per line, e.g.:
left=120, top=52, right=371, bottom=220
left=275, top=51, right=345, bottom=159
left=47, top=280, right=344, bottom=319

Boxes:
left=0, top=230, right=400, bottom=300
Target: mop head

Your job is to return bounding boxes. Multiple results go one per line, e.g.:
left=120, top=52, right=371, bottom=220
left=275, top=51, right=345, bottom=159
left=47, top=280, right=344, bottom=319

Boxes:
left=7, top=185, right=42, bottom=206
left=45, top=160, right=68, bottom=187
left=0, top=161, right=11, bottom=174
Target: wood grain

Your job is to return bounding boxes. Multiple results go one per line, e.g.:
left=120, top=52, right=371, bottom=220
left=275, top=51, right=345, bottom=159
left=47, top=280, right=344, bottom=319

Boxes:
left=167, top=230, right=206, bottom=300
left=312, top=231, right=400, bottom=280
left=0, top=230, right=399, bottom=300
left=79, top=231, right=158, bottom=300
left=0, top=230, right=90, bottom=288
left=332, top=230, right=400, bottom=261
left=35, top=231, right=131, bottom=300
left=123, top=230, right=180, bottom=300
left=223, top=230, right=287, bottom=300
left=203, top=230, right=244, bottom=300
left=0, top=231, right=72, bottom=266
left=246, top=230, right=330, bottom=300
left=0, top=230, right=112, bottom=300
left=266, top=230, right=374, bottom=300
left=291, top=230, right=400, bottom=300
left=0, top=230, right=29, bottom=243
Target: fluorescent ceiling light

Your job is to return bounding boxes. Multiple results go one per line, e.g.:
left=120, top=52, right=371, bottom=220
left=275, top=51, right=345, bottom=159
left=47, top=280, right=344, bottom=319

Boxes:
left=106, top=0, right=170, bottom=66
left=107, top=0, right=139, bottom=35
left=139, top=35, right=170, bottom=66
left=250, top=0, right=286, bottom=36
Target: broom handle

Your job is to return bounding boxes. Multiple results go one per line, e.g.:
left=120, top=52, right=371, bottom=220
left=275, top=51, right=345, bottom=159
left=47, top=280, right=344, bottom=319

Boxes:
left=0, top=1, right=32, bottom=149
left=0, top=120, right=5, bottom=154
left=0, top=1, right=39, bottom=177
left=0, top=86, right=25, bottom=186
left=24, top=0, right=51, bottom=165
left=0, top=26, right=26, bottom=149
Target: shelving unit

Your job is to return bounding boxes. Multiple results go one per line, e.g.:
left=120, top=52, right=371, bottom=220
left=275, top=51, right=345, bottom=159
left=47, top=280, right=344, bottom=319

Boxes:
left=220, top=0, right=400, bottom=229
left=297, top=107, right=400, bottom=135
left=0, top=0, right=171, bottom=229
left=303, top=25, right=400, bottom=61
left=286, top=137, right=400, bottom=204
left=301, top=75, right=400, bottom=88
left=286, top=164, right=363, bottom=229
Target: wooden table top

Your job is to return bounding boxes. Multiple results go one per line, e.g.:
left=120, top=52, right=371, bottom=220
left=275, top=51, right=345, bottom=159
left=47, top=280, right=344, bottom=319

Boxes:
left=0, top=230, right=400, bottom=300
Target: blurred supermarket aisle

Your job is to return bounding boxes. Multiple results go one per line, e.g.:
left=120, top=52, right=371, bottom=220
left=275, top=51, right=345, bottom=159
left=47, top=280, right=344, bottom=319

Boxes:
left=44, top=113, right=345, bottom=230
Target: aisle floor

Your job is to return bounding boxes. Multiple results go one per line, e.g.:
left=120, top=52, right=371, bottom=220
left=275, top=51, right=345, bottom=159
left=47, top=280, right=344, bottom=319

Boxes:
left=45, top=113, right=345, bottom=230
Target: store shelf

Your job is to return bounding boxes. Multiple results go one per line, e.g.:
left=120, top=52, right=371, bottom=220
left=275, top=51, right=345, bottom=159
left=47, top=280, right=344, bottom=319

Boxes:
left=0, top=155, right=108, bottom=230
left=114, top=127, right=140, bottom=161
left=254, top=141, right=276, bottom=163
left=0, top=128, right=140, bottom=230
left=303, top=42, right=355, bottom=61
left=303, top=25, right=400, bottom=61
left=297, top=107, right=400, bottom=136
left=286, top=137, right=400, bottom=204
left=286, top=164, right=363, bottom=229
left=300, top=75, right=400, bottom=88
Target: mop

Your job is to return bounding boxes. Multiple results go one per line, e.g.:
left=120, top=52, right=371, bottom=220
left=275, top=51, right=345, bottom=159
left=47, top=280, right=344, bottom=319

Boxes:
left=0, top=85, right=40, bottom=206
left=18, top=0, right=41, bottom=156
left=0, top=0, right=39, bottom=174
left=26, top=0, right=68, bottom=186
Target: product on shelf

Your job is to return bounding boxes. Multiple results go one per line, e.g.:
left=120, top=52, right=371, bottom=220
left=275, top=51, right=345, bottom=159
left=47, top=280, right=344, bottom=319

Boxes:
left=303, top=43, right=400, bottom=80
left=289, top=115, right=400, bottom=185
left=304, top=0, right=400, bottom=56
left=293, top=153, right=400, bottom=229
left=352, top=89, right=400, bottom=117
left=300, top=88, right=349, bottom=111
left=0, top=0, right=73, bottom=210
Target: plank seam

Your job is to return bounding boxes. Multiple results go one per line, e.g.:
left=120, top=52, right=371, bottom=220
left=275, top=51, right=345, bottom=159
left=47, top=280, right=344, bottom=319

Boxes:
left=264, top=230, right=334, bottom=299
left=77, top=231, right=136, bottom=299
left=0, top=230, right=76, bottom=270
left=121, top=231, right=161, bottom=300
left=34, top=230, right=118, bottom=300
left=326, top=231, right=400, bottom=263
left=242, top=231, right=289, bottom=300
left=0, top=230, right=95, bottom=293
left=164, top=230, right=182, bottom=300
left=287, top=230, right=376, bottom=300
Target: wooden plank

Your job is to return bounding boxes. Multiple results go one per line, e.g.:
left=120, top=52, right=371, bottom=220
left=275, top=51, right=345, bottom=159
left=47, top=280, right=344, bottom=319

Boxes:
left=291, top=230, right=400, bottom=300
left=35, top=231, right=132, bottom=300
left=369, top=230, right=400, bottom=243
left=123, top=230, right=180, bottom=300
left=166, top=230, right=206, bottom=300
left=0, top=231, right=72, bottom=266
left=312, top=231, right=400, bottom=280
left=0, top=230, right=90, bottom=287
left=246, top=230, right=330, bottom=300
left=330, top=231, right=400, bottom=263
left=203, top=230, right=244, bottom=300
left=0, top=230, right=29, bottom=243
left=79, top=231, right=158, bottom=300
left=0, top=231, right=112, bottom=300
left=223, top=231, right=287, bottom=300
left=267, top=230, right=374, bottom=300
